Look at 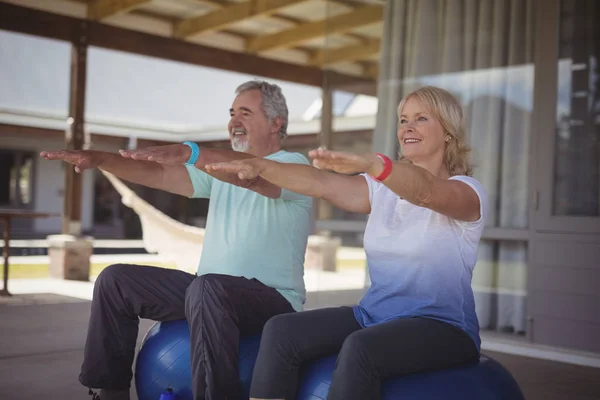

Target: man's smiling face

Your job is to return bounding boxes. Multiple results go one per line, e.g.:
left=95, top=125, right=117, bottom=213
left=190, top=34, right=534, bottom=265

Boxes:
left=228, top=89, right=274, bottom=154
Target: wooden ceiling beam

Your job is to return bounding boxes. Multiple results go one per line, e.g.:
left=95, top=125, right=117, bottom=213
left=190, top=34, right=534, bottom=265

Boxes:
left=88, top=0, right=151, bottom=21
left=310, top=39, right=380, bottom=66
left=362, top=62, right=379, bottom=80
left=179, top=0, right=376, bottom=54
left=246, top=4, right=383, bottom=53
left=175, top=0, right=308, bottom=39
left=0, top=123, right=129, bottom=146
left=0, top=2, right=375, bottom=94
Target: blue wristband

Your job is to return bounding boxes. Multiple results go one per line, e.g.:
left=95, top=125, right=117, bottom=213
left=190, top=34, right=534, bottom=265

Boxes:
left=183, top=141, right=200, bottom=166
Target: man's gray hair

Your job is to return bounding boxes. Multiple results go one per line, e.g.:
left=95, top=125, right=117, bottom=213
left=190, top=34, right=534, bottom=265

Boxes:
left=235, top=80, right=289, bottom=141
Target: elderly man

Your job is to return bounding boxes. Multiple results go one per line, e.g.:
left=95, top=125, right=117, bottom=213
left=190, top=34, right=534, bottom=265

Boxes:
left=41, top=80, right=313, bottom=400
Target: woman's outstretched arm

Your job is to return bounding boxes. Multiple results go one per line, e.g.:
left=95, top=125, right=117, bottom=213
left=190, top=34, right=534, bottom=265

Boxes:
left=206, top=158, right=370, bottom=214
left=309, top=148, right=481, bottom=222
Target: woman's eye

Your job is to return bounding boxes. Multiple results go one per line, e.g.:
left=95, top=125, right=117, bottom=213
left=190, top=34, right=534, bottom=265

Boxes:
left=399, top=119, right=407, bottom=124
left=418, top=116, right=427, bottom=121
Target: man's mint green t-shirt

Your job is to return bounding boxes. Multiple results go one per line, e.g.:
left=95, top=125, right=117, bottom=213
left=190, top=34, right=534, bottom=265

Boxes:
left=185, top=150, right=313, bottom=311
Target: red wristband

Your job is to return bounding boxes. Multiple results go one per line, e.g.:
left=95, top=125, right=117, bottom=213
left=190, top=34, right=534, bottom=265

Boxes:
left=373, top=153, right=393, bottom=181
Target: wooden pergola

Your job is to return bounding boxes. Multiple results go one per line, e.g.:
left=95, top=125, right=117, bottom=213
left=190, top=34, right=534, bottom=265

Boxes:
left=0, top=0, right=383, bottom=236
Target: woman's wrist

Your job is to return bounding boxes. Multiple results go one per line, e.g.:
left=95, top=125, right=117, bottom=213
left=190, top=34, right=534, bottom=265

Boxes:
left=366, top=153, right=384, bottom=177
left=368, top=153, right=393, bottom=181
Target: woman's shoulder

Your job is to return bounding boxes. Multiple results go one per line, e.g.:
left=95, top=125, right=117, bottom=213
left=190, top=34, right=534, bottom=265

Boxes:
left=448, top=174, right=481, bottom=184
left=449, top=175, right=487, bottom=196
left=448, top=175, right=488, bottom=227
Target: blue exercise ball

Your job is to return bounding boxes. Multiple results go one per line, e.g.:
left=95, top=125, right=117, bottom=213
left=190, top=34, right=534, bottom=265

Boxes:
left=136, top=321, right=524, bottom=400
left=296, top=354, right=525, bottom=400
left=134, top=320, right=261, bottom=400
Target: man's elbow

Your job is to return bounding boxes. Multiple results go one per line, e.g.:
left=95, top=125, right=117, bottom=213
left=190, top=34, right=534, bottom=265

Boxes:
left=260, top=184, right=282, bottom=199
left=243, top=179, right=281, bottom=199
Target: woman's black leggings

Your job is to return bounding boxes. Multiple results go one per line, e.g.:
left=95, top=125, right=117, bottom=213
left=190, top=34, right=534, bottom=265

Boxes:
left=249, top=306, right=479, bottom=400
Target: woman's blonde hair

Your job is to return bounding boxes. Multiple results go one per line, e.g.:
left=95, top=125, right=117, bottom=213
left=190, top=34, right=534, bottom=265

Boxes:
left=397, top=86, right=473, bottom=177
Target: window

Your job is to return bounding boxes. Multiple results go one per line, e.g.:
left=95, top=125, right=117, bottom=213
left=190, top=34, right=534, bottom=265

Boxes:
left=0, top=149, right=35, bottom=208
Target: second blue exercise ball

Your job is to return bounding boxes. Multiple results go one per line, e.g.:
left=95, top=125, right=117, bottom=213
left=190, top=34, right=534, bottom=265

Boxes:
left=296, top=354, right=525, bottom=400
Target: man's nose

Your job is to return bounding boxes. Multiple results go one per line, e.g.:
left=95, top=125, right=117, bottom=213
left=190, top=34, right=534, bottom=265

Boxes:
left=232, top=122, right=245, bottom=131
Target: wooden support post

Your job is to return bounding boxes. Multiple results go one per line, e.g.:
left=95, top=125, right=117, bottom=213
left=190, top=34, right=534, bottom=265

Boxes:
left=317, top=73, right=334, bottom=223
left=62, top=24, right=88, bottom=236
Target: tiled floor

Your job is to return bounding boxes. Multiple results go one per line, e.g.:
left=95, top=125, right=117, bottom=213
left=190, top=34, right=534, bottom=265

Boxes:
left=486, top=350, right=600, bottom=400
left=1, top=292, right=599, bottom=400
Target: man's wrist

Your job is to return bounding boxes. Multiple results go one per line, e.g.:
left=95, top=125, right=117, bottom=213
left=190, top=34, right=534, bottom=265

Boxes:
left=183, top=141, right=200, bottom=165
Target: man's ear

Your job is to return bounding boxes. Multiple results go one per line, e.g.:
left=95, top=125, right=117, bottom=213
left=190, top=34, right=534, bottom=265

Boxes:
left=270, top=117, right=283, bottom=136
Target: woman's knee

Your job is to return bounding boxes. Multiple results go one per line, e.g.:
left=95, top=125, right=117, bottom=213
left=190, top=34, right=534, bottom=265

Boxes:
left=338, top=330, right=373, bottom=367
left=259, top=313, right=308, bottom=361
left=260, top=313, right=298, bottom=346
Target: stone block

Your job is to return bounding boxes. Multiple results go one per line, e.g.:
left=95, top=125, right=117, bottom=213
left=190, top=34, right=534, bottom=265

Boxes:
left=47, top=234, right=93, bottom=281
left=305, top=235, right=341, bottom=272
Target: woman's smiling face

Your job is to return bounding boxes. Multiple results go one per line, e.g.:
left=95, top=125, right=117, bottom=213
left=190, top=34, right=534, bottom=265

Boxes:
left=397, top=96, right=447, bottom=165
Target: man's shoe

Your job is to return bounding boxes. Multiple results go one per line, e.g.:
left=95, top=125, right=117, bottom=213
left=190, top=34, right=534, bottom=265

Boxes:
left=88, top=388, right=100, bottom=400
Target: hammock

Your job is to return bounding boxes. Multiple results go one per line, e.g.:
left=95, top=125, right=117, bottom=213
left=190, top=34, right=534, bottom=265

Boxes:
left=101, top=170, right=203, bottom=273
left=101, top=170, right=340, bottom=274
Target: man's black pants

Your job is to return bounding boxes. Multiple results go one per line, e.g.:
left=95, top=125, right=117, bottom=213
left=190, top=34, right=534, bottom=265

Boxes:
left=78, top=264, right=295, bottom=400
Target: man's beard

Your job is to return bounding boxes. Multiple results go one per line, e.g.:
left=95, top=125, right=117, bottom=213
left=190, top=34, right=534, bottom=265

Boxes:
left=231, top=136, right=250, bottom=152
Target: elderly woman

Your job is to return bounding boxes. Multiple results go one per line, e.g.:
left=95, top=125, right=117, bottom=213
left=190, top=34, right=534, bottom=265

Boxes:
left=207, top=86, right=488, bottom=400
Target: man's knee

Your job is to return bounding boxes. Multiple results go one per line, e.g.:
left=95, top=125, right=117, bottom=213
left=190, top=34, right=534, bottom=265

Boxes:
left=94, top=263, right=131, bottom=292
left=185, top=273, right=228, bottom=307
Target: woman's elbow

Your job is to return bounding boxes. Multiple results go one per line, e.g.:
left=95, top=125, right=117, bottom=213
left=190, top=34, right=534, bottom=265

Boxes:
left=414, top=178, right=436, bottom=207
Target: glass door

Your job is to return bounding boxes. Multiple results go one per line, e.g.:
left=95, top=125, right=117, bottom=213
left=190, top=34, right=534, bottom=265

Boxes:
left=534, top=0, right=600, bottom=233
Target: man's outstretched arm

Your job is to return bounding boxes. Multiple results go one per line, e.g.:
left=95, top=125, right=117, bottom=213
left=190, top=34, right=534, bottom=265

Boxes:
left=40, top=149, right=194, bottom=197
left=119, top=144, right=282, bottom=198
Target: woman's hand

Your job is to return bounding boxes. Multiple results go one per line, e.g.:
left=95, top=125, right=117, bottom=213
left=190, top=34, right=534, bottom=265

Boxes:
left=309, top=148, right=382, bottom=176
left=205, top=158, right=265, bottom=180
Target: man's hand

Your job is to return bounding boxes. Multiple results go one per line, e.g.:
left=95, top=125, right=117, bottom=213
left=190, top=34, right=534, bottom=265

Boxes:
left=119, top=144, right=191, bottom=165
left=40, top=150, right=109, bottom=173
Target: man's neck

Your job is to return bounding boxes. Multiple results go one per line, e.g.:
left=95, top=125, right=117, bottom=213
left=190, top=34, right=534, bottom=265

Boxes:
left=248, top=144, right=282, bottom=158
